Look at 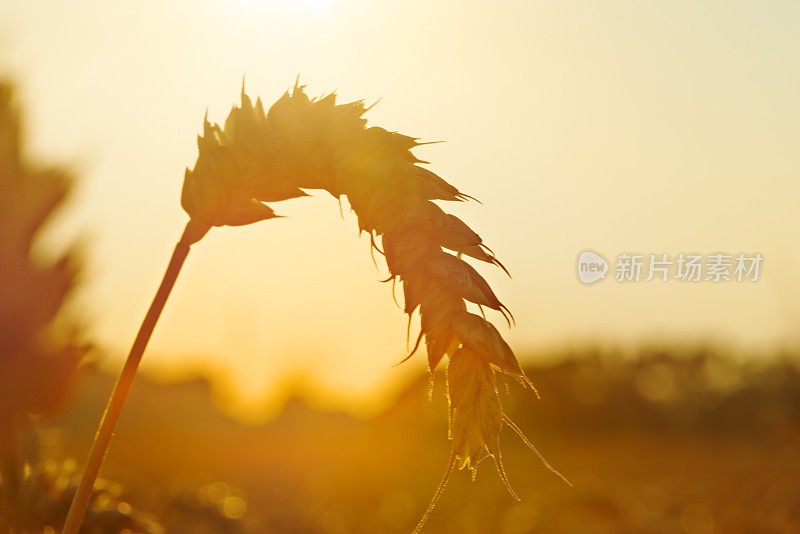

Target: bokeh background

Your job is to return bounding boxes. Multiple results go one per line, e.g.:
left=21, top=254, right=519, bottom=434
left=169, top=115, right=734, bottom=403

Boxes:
left=1, top=1, right=799, bottom=532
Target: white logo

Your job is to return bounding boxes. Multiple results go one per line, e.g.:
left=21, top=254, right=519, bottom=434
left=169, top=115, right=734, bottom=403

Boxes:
left=577, top=250, right=608, bottom=284
left=577, top=250, right=763, bottom=285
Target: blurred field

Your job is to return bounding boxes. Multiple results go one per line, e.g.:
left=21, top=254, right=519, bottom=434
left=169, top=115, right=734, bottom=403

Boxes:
left=44, top=347, right=800, bottom=534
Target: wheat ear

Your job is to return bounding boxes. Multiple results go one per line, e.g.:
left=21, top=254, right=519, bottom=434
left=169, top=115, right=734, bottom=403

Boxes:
left=64, top=81, right=567, bottom=533
left=180, top=83, right=568, bottom=531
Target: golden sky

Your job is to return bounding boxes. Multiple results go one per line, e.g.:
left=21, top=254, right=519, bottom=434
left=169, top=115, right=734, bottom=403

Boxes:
left=2, top=0, right=799, bottom=418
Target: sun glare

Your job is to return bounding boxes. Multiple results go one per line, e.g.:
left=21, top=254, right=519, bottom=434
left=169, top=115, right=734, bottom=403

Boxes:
left=237, top=0, right=331, bottom=13
left=305, top=0, right=331, bottom=12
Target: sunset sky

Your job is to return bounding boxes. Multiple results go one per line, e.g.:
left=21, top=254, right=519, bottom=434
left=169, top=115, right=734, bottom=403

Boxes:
left=2, top=0, right=798, bottom=419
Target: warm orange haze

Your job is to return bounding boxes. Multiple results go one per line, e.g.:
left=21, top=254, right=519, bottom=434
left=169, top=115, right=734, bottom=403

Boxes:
left=2, top=0, right=799, bottom=415
left=1, top=0, right=799, bottom=533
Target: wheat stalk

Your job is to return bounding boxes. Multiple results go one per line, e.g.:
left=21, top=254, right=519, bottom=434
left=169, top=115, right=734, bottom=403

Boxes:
left=62, top=81, right=569, bottom=533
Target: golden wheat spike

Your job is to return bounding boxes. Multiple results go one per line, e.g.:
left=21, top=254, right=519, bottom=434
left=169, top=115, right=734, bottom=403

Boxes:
left=180, top=83, right=568, bottom=533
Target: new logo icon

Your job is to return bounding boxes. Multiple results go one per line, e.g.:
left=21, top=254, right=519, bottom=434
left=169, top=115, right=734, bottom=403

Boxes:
left=577, top=250, right=608, bottom=284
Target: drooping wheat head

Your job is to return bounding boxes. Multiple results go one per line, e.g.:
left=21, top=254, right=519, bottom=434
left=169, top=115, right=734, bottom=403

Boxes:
left=182, top=81, right=571, bottom=531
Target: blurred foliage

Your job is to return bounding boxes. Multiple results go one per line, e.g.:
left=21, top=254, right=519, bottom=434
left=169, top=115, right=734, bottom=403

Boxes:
left=1, top=421, right=161, bottom=534
left=0, top=81, right=250, bottom=534
left=47, top=347, right=800, bottom=534
left=0, top=81, right=83, bottom=431
left=0, top=79, right=86, bottom=533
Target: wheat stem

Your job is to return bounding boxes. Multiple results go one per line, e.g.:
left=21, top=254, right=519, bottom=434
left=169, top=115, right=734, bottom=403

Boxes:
left=60, top=220, right=208, bottom=534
